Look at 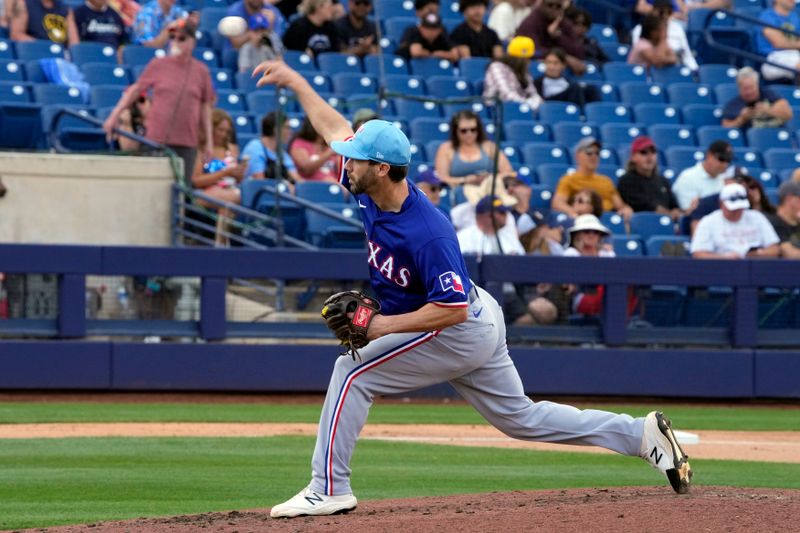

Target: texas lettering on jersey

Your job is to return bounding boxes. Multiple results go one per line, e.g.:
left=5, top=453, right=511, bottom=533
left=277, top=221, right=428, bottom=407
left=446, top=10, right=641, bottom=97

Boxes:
left=367, top=240, right=410, bottom=287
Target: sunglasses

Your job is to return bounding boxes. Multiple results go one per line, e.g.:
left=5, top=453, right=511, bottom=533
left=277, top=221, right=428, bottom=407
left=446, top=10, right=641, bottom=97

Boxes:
left=170, top=34, right=188, bottom=42
left=637, top=148, right=656, bottom=155
left=459, top=127, right=478, bottom=134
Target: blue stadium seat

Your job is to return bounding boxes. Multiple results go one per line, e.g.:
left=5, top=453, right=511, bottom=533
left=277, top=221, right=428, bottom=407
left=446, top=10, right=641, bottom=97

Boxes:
left=667, top=83, right=715, bottom=106
left=284, top=50, right=316, bottom=71
left=649, top=124, right=697, bottom=148
left=239, top=180, right=305, bottom=241
left=332, top=72, right=377, bottom=95
left=215, top=90, right=246, bottom=112
left=375, top=0, right=415, bottom=18
left=600, top=123, right=646, bottom=150
left=0, top=60, right=25, bottom=82
left=364, top=53, right=409, bottom=76
left=405, top=141, right=426, bottom=163
left=246, top=91, right=293, bottom=114
left=89, top=85, right=124, bottom=108
left=442, top=101, right=491, bottom=122
left=579, top=62, right=604, bottom=83
left=743, top=167, right=781, bottom=188
left=0, top=102, right=42, bottom=148
left=32, top=83, right=84, bottom=105
left=713, top=83, right=739, bottom=106
left=601, top=212, right=627, bottom=235
left=409, top=117, right=451, bottom=143
left=629, top=212, right=675, bottom=239
left=593, top=82, right=620, bottom=102
left=459, top=56, right=490, bottom=81
left=597, top=163, right=623, bottom=183
left=620, top=82, right=666, bottom=105
left=69, top=42, right=117, bottom=66
left=15, top=40, right=65, bottom=61
left=537, top=101, right=581, bottom=123
left=383, top=74, right=426, bottom=96
left=521, top=143, right=571, bottom=166
left=536, top=163, right=570, bottom=188
left=0, top=39, right=13, bottom=60
left=696, top=27, right=751, bottom=65
left=222, top=48, right=238, bottom=71
left=235, top=71, right=261, bottom=92
left=769, top=85, right=800, bottom=107
left=0, top=81, right=31, bottom=103
left=296, top=182, right=351, bottom=205
left=209, top=68, right=234, bottom=90
left=80, top=63, right=130, bottom=86
left=764, top=148, right=800, bottom=171
left=747, top=128, right=794, bottom=151
left=650, top=65, right=696, bottom=85
left=299, top=71, right=333, bottom=92
left=410, top=57, right=456, bottom=77
left=598, top=147, right=619, bottom=165
left=384, top=16, right=416, bottom=43
left=737, top=147, right=764, bottom=168
left=530, top=184, right=555, bottom=210
left=600, top=42, right=630, bottom=63
left=504, top=120, right=552, bottom=143
left=681, top=103, right=722, bottom=128
left=121, top=45, right=163, bottom=66
left=317, top=52, right=363, bottom=74
left=696, top=125, right=745, bottom=147
left=633, top=103, right=681, bottom=125
left=698, top=64, right=738, bottom=85
left=425, top=140, right=444, bottom=161
left=603, top=62, right=647, bottom=83
left=645, top=235, right=690, bottom=257
left=306, top=204, right=365, bottom=248
left=199, top=7, right=227, bottom=31
left=55, top=123, right=109, bottom=152
left=230, top=112, right=256, bottom=136
left=588, top=24, right=619, bottom=43
left=585, top=102, right=633, bottom=124
left=552, top=121, right=599, bottom=149
left=426, top=76, right=472, bottom=98
left=612, top=235, right=644, bottom=256
left=665, top=146, right=705, bottom=169
left=396, top=98, right=443, bottom=117
left=500, top=142, right=522, bottom=166
left=501, top=101, right=537, bottom=122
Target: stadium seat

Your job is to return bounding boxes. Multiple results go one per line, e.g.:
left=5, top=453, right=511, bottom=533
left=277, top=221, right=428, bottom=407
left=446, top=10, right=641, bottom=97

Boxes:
left=499, top=142, right=522, bottom=166
left=588, top=24, right=619, bottom=43
left=396, top=98, right=443, bottom=118
left=620, top=82, right=666, bottom=105
left=611, top=235, right=644, bottom=256
left=198, top=6, right=227, bottom=31
left=629, top=212, right=676, bottom=239
left=0, top=39, right=13, bottom=60
left=15, top=40, right=65, bottom=61
left=80, top=63, right=130, bottom=86
left=598, top=147, right=619, bottom=165
left=665, top=146, right=705, bottom=170
left=316, top=52, right=363, bottom=74
left=222, top=48, right=238, bottom=71
left=695, top=27, right=751, bottom=66
left=537, top=101, right=581, bottom=123
left=235, top=71, right=261, bottom=92
left=230, top=112, right=256, bottom=136
left=764, top=148, right=800, bottom=171
left=593, top=82, right=620, bottom=102
left=769, top=85, right=800, bottom=107
left=667, top=83, right=715, bottom=106
left=747, top=128, right=794, bottom=151
left=552, top=121, right=599, bottom=148
left=246, top=91, right=292, bottom=114
left=0, top=102, right=42, bottom=148
left=601, top=212, right=627, bottom=235
left=649, top=124, right=697, bottom=148
left=681, top=103, right=723, bottom=128
left=364, top=53, right=409, bottom=76
left=600, top=123, right=646, bottom=150
left=633, top=103, right=681, bottom=125
left=650, top=65, right=696, bottom=85
left=521, top=142, right=571, bottom=166
left=743, top=167, right=781, bottom=188
left=737, top=148, right=764, bottom=168
left=597, top=163, right=623, bottom=183
left=375, top=0, right=415, bottom=18
left=579, top=62, right=604, bottom=83
left=332, top=72, right=377, bottom=95
left=442, top=101, right=491, bottom=122
left=530, top=184, right=555, bottom=210
left=504, top=120, right=552, bottom=143
left=284, top=50, right=316, bottom=71
left=121, top=45, right=164, bottom=66
left=240, top=180, right=305, bottom=240
left=209, top=68, right=234, bottom=90
left=296, top=182, right=351, bottom=205
left=459, top=56, right=490, bottom=80
left=32, top=84, right=84, bottom=105
left=696, top=125, right=745, bottom=147
left=536, top=163, right=571, bottom=189
left=409, top=117, right=451, bottom=143
left=409, top=57, right=455, bottom=77
left=600, top=42, right=630, bottom=63
left=89, top=85, right=124, bottom=108
left=383, top=74, right=426, bottom=96
left=384, top=16, right=416, bottom=43
left=501, top=101, right=537, bottom=122
left=306, top=204, right=365, bottom=248
left=216, top=90, right=246, bottom=112
left=299, top=71, right=332, bottom=92
left=603, top=62, right=647, bottom=83
left=0, top=60, right=24, bottom=82
left=426, top=76, right=472, bottom=98
left=713, top=83, right=739, bottom=106
left=698, top=64, right=738, bottom=85
left=585, top=102, right=633, bottom=124
left=0, top=81, right=31, bottom=103
left=407, top=141, right=427, bottom=163
left=69, top=42, right=117, bottom=66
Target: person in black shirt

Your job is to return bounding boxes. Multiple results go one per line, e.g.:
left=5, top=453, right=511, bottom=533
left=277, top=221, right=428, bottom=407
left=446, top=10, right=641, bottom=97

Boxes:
left=617, top=135, right=681, bottom=219
left=766, top=181, right=800, bottom=259
left=396, top=12, right=457, bottom=62
left=450, top=0, right=502, bottom=59
left=533, top=47, right=598, bottom=106
left=71, top=0, right=127, bottom=49
left=335, top=0, right=377, bottom=57
left=283, top=0, right=341, bottom=56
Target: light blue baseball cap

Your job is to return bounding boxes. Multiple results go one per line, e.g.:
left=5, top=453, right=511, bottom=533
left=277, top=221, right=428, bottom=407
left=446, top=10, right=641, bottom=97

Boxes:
left=330, top=120, right=411, bottom=166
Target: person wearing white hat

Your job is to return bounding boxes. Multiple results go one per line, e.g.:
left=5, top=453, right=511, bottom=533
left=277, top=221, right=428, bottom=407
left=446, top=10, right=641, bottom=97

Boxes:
left=691, top=182, right=780, bottom=259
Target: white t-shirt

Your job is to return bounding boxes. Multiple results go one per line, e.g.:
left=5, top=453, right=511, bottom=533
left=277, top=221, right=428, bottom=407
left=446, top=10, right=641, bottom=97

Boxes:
left=690, top=209, right=780, bottom=257
left=631, top=18, right=699, bottom=71
left=671, top=162, right=727, bottom=210
left=457, top=222, right=525, bottom=256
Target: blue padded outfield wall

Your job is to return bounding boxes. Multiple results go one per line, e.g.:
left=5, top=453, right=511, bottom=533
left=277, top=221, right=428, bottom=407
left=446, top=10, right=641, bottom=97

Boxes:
left=0, top=244, right=798, bottom=398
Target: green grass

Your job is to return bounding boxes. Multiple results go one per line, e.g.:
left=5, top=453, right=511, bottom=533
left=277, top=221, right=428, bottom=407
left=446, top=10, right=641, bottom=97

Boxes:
left=0, top=402, right=797, bottom=431
left=1, top=435, right=798, bottom=530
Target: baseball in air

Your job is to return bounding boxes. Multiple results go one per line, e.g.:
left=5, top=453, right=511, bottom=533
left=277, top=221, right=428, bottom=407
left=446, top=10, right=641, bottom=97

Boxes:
left=217, top=16, right=248, bottom=37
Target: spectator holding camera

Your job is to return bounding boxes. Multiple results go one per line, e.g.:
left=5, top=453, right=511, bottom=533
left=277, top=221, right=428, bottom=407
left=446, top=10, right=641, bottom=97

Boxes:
left=237, top=12, right=283, bottom=72
left=721, top=67, right=792, bottom=130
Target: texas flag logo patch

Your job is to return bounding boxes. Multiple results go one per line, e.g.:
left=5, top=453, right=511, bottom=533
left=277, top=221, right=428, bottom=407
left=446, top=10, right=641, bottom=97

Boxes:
left=439, top=271, right=465, bottom=295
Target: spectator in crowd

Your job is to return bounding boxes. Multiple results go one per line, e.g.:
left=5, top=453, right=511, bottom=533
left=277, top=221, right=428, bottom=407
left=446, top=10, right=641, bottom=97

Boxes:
left=617, top=135, right=682, bottom=218
left=335, top=0, right=378, bottom=57
left=458, top=194, right=525, bottom=255
left=225, top=0, right=284, bottom=50
left=742, top=175, right=776, bottom=215
left=687, top=172, right=744, bottom=234
left=483, top=35, right=542, bottom=111
left=289, top=116, right=339, bottom=182
left=503, top=174, right=538, bottom=235
left=533, top=47, right=599, bottom=106
left=114, top=91, right=149, bottom=151
left=721, top=67, right=792, bottom=130
left=241, top=111, right=303, bottom=183
left=450, top=170, right=519, bottom=230
left=237, top=12, right=284, bottom=73
left=350, top=107, right=378, bottom=131
left=412, top=168, right=444, bottom=207
left=564, top=6, right=609, bottom=64
left=131, top=0, right=194, bottom=48
left=191, top=108, right=245, bottom=206
left=71, top=0, right=127, bottom=48
left=767, top=180, right=800, bottom=258
left=516, top=0, right=586, bottom=76
left=283, top=0, right=341, bottom=56
left=487, top=0, right=532, bottom=42
left=396, top=12, right=458, bottom=62
left=552, top=137, right=634, bottom=220
left=434, top=109, right=516, bottom=188
left=103, top=19, right=215, bottom=178
left=630, top=0, right=697, bottom=71
left=628, top=14, right=678, bottom=69
left=568, top=188, right=604, bottom=218
left=691, top=182, right=780, bottom=258
left=10, top=0, right=78, bottom=45
left=671, top=140, right=733, bottom=211
left=757, top=0, right=800, bottom=82
left=450, top=0, right=503, bottom=59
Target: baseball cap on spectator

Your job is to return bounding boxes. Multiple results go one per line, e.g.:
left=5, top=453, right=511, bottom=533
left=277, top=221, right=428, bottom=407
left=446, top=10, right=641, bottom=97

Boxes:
left=413, top=168, right=442, bottom=186
left=575, top=136, right=601, bottom=154
left=719, top=183, right=750, bottom=210
left=708, top=140, right=734, bottom=162
left=778, top=180, right=800, bottom=203
left=249, top=12, right=270, bottom=30
left=330, top=119, right=411, bottom=166
left=476, top=195, right=511, bottom=215
left=168, top=18, right=197, bottom=39
left=421, top=12, right=443, bottom=28
left=630, top=135, right=655, bottom=154
left=507, top=36, right=535, bottom=58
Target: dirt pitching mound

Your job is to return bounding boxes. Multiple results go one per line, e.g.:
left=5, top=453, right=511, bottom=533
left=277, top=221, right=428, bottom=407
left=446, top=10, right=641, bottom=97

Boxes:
left=28, top=486, right=799, bottom=533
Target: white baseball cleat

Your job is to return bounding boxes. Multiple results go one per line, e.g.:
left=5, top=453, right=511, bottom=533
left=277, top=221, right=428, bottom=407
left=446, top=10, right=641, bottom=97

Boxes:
left=640, top=411, right=693, bottom=494
left=270, top=486, right=357, bottom=518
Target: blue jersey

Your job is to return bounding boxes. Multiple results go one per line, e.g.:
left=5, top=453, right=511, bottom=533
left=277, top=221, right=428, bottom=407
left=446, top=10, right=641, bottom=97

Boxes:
left=338, top=157, right=472, bottom=316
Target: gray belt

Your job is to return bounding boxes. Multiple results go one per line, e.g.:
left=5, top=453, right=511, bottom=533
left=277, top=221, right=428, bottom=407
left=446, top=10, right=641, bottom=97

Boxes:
left=468, top=286, right=479, bottom=304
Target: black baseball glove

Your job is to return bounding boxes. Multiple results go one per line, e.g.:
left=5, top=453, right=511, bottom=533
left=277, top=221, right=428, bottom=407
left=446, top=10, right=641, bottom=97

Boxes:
left=321, top=290, right=381, bottom=359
